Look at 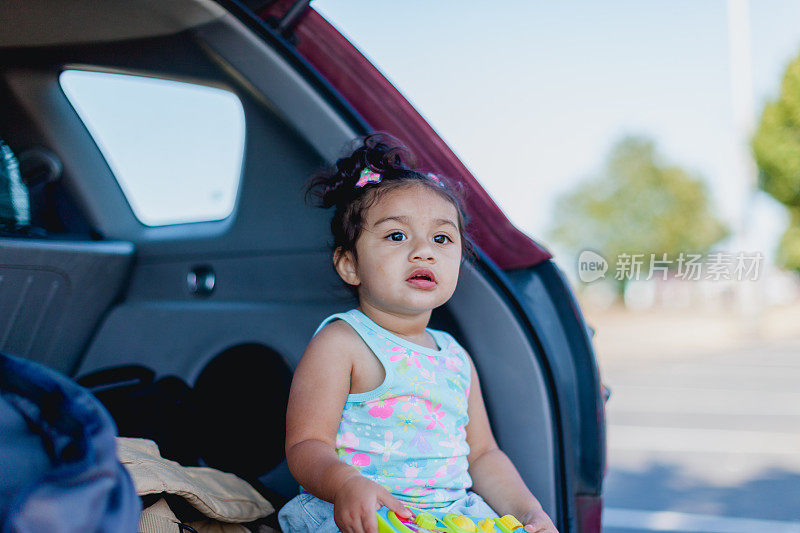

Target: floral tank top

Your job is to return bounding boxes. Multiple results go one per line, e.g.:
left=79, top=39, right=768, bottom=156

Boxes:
left=314, top=309, right=473, bottom=509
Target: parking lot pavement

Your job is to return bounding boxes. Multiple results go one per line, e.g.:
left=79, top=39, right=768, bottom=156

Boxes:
left=583, top=305, right=800, bottom=532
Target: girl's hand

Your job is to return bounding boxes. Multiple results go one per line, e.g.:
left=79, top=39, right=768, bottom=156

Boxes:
left=519, top=507, right=559, bottom=533
left=333, top=474, right=412, bottom=533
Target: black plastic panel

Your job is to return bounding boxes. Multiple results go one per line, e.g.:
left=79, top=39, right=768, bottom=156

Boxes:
left=0, top=237, right=134, bottom=373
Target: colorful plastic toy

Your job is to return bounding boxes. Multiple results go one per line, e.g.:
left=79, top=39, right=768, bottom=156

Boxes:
left=377, top=506, right=525, bottom=533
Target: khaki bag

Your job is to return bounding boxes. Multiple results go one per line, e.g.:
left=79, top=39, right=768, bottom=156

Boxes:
left=117, top=438, right=275, bottom=533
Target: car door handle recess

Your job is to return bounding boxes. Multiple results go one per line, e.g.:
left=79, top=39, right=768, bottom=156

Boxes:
left=187, top=266, right=215, bottom=297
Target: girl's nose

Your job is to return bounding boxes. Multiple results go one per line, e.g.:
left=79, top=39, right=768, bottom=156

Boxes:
left=409, top=240, right=435, bottom=262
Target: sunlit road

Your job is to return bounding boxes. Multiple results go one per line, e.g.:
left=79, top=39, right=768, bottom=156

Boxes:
left=599, top=338, right=800, bottom=533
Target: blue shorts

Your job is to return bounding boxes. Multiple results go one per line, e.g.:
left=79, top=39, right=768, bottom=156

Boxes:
left=278, top=490, right=498, bottom=532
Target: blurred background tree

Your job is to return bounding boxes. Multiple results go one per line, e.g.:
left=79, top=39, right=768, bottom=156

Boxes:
left=548, top=135, right=729, bottom=295
left=752, top=49, right=800, bottom=273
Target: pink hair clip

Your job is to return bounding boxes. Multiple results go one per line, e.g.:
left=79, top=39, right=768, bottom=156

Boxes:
left=426, top=172, right=445, bottom=187
left=355, top=168, right=382, bottom=188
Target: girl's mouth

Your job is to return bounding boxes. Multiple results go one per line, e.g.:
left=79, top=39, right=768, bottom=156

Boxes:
left=406, top=269, right=437, bottom=290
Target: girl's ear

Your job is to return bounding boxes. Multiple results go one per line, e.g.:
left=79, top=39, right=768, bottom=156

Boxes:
left=333, top=247, right=360, bottom=286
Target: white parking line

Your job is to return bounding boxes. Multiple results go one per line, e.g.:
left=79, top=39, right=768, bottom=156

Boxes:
left=605, top=385, right=800, bottom=416
left=604, top=507, right=800, bottom=532
left=608, top=425, right=800, bottom=454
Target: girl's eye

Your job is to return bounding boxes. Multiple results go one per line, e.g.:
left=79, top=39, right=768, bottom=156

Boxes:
left=387, top=232, right=406, bottom=242
left=433, top=234, right=453, bottom=244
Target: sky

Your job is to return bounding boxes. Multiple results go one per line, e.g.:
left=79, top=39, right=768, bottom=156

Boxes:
left=313, top=0, right=800, bottom=269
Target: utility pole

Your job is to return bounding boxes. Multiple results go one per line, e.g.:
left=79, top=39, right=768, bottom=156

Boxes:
left=727, top=0, right=763, bottom=333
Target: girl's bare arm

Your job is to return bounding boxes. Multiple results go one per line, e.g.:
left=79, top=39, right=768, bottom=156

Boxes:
left=284, top=322, right=411, bottom=533
left=284, top=322, right=360, bottom=500
left=464, top=356, right=558, bottom=532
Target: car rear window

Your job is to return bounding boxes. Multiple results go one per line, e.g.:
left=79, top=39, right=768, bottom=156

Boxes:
left=59, top=70, right=245, bottom=227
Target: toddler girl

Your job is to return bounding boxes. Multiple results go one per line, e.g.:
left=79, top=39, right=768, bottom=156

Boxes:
left=278, top=134, right=558, bottom=533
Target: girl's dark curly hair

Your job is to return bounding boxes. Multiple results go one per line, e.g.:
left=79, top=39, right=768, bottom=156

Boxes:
left=306, top=133, right=474, bottom=264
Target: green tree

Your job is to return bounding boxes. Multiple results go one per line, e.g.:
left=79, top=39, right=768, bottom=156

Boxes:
left=548, top=136, right=729, bottom=294
left=752, top=49, right=800, bottom=272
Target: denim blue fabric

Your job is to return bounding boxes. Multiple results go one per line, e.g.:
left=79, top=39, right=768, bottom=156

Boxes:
left=0, top=352, right=141, bottom=532
left=278, top=490, right=498, bottom=532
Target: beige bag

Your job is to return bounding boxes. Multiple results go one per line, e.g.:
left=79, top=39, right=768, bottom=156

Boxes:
left=117, top=437, right=275, bottom=533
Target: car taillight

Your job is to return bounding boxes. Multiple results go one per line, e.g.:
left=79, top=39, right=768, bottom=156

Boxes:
left=576, top=495, right=603, bottom=533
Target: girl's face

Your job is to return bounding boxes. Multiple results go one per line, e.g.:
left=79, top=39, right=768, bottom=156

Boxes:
left=335, top=184, right=463, bottom=317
